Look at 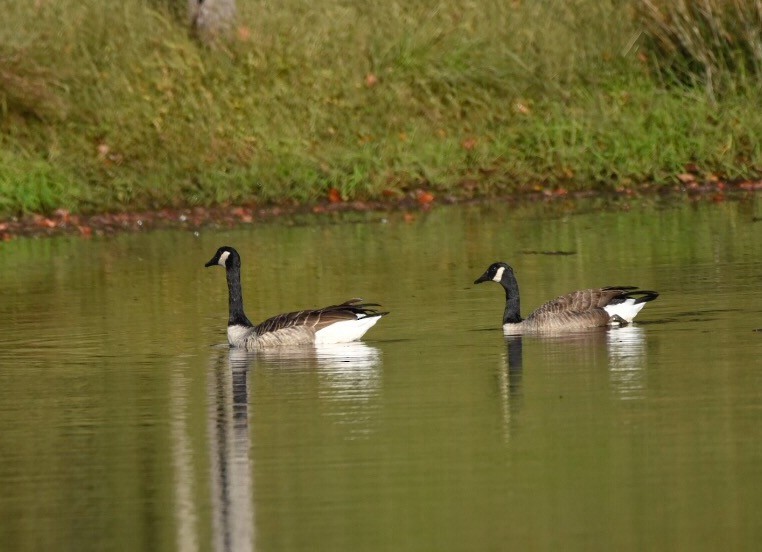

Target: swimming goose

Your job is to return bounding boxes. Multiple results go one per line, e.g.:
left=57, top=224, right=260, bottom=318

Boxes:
left=205, top=246, right=387, bottom=349
left=474, top=262, right=658, bottom=334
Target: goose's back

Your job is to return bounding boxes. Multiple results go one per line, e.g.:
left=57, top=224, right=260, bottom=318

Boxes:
left=530, top=288, right=628, bottom=316
left=246, top=299, right=386, bottom=349
left=512, top=287, right=633, bottom=332
left=255, top=299, right=380, bottom=334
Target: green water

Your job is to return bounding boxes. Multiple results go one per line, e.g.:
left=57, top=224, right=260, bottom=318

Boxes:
left=1, top=198, right=761, bottom=551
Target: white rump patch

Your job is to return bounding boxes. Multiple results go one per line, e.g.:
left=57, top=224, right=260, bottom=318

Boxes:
left=492, top=266, right=505, bottom=282
left=604, top=299, right=647, bottom=323
left=218, top=250, right=230, bottom=266
left=314, top=315, right=383, bottom=344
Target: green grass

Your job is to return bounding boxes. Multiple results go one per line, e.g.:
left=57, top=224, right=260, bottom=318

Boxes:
left=1, top=0, right=761, bottom=216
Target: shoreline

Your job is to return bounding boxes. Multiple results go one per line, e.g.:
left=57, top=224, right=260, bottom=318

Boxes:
left=1, top=180, right=760, bottom=241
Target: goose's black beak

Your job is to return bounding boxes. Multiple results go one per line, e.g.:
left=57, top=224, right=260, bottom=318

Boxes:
left=204, top=258, right=217, bottom=268
left=474, top=272, right=490, bottom=285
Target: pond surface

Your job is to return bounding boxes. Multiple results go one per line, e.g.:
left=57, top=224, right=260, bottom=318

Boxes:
left=1, top=197, right=761, bottom=551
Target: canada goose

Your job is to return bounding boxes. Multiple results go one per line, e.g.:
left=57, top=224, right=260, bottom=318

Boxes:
left=205, top=246, right=387, bottom=349
left=474, top=262, right=658, bottom=334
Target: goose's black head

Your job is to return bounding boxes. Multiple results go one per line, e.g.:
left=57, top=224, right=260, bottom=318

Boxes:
left=474, top=262, right=513, bottom=285
left=205, top=246, right=239, bottom=268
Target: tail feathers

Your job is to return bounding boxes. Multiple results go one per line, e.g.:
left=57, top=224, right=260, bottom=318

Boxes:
left=626, top=290, right=659, bottom=304
left=335, top=298, right=389, bottom=318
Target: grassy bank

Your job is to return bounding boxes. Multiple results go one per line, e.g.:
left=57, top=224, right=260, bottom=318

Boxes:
left=1, top=0, right=761, bottom=216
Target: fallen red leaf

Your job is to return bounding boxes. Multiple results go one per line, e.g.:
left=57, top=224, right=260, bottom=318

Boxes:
left=416, top=190, right=435, bottom=206
left=231, top=207, right=253, bottom=223
left=237, top=26, right=252, bottom=42
left=54, top=208, right=70, bottom=223
left=328, top=188, right=343, bottom=203
left=739, top=180, right=762, bottom=190
left=364, top=73, right=378, bottom=88
left=461, top=138, right=477, bottom=151
left=515, top=103, right=531, bottom=115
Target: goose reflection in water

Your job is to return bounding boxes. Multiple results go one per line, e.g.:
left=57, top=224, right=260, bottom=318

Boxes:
left=606, top=325, right=648, bottom=400
left=498, top=335, right=524, bottom=442
left=170, top=343, right=381, bottom=552
left=498, top=326, right=650, bottom=437
left=169, top=349, right=255, bottom=552
left=209, top=348, right=256, bottom=552
left=255, top=342, right=383, bottom=439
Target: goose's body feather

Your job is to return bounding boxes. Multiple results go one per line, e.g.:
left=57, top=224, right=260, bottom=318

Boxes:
left=206, top=247, right=386, bottom=349
left=255, top=299, right=381, bottom=335
left=474, top=262, right=657, bottom=334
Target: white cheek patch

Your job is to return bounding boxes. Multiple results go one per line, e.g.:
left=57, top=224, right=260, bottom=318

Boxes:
left=492, top=266, right=505, bottom=282
left=218, top=251, right=230, bottom=266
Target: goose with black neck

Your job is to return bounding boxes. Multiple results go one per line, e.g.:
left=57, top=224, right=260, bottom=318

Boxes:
left=474, top=261, right=658, bottom=334
left=205, top=246, right=387, bottom=349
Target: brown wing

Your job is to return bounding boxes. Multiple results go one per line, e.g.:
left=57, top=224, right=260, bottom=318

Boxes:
left=254, top=299, right=387, bottom=336
left=524, top=287, right=636, bottom=329
left=529, top=287, right=635, bottom=316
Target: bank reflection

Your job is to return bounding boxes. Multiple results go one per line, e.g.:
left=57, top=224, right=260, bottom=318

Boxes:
left=170, top=361, right=200, bottom=552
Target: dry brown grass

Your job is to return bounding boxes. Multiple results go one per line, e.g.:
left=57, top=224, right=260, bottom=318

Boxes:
left=0, top=48, right=66, bottom=120
left=636, top=0, right=762, bottom=100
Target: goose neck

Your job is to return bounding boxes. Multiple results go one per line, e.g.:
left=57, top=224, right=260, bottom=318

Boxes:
left=501, top=272, right=522, bottom=324
left=225, top=256, right=253, bottom=327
